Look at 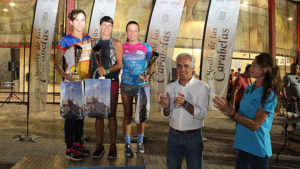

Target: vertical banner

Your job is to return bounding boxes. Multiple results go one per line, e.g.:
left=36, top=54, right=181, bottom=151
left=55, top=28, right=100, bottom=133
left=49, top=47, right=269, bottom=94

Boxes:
left=29, top=0, right=59, bottom=113
left=88, top=0, right=117, bottom=39
left=200, top=0, right=240, bottom=109
left=146, top=0, right=185, bottom=97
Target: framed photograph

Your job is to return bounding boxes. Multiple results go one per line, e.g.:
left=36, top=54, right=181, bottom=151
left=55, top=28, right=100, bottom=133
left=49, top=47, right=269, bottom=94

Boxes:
left=135, top=86, right=151, bottom=124
left=85, top=79, right=111, bottom=118
left=60, top=81, right=85, bottom=119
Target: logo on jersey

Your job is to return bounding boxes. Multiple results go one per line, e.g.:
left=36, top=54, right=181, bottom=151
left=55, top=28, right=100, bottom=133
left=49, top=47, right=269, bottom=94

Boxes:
left=136, top=50, right=145, bottom=55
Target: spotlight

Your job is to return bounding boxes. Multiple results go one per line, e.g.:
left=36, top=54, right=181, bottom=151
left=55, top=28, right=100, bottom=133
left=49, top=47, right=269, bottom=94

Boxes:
left=9, top=2, right=16, bottom=7
left=193, top=49, right=201, bottom=53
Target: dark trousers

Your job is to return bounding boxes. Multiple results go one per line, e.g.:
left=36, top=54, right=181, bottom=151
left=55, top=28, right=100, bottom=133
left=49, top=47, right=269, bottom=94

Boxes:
left=167, top=128, right=204, bottom=169
left=236, top=150, right=269, bottom=169
left=64, top=119, right=84, bottom=149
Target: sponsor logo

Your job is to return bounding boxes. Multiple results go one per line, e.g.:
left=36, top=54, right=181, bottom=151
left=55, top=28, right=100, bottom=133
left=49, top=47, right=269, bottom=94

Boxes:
left=42, top=12, right=49, bottom=22
left=215, top=8, right=231, bottom=23
left=160, top=12, right=171, bottom=25
left=136, top=50, right=145, bottom=55
left=218, top=11, right=227, bottom=21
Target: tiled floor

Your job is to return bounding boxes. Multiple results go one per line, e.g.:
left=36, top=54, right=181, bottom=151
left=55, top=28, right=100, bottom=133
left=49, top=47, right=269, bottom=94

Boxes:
left=0, top=103, right=299, bottom=169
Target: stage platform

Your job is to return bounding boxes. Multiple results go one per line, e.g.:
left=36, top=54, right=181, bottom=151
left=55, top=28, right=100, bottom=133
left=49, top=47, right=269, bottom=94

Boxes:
left=11, top=144, right=147, bottom=169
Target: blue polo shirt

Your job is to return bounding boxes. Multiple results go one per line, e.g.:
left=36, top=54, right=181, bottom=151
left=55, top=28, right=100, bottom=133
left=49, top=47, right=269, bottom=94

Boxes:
left=233, top=84, right=277, bottom=158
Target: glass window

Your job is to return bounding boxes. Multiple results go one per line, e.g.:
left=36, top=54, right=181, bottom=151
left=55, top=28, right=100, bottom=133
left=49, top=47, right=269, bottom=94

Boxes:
left=0, top=0, right=298, bottom=103
left=276, top=0, right=297, bottom=58
left=0, top=0, right=37, bottom=97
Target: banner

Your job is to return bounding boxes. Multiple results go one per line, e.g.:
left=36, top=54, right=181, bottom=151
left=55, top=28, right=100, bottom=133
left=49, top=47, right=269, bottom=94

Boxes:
left=88, top=0, right=117, bottom=39
left=29, top=0, right=59, bottom=113
left=200, top=0, right=241, bottom=109
left=146, top=0, right=185, bottom=96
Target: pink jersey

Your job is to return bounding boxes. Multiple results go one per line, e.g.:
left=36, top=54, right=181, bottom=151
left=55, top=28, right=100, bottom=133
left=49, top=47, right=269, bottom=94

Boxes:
left=121, top=41, right=152, bottom=86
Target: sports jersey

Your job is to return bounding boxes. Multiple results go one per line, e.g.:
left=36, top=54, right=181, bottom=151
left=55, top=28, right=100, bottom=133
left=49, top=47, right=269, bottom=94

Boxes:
left=58, top=33, right=92, bottom=81
left=91, top=38, right=119, bottom=81
left=121, top=41, right=152, bottom=86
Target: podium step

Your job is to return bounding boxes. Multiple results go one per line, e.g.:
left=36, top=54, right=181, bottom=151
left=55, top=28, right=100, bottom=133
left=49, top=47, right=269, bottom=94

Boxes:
left=11, top=144, right=149, bottom=169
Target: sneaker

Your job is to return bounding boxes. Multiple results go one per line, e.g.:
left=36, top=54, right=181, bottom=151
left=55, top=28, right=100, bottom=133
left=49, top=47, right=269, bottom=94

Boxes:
left=65, top=147, right=83, bottom=161
left=137, top=142, right=144, bottom=153
left=124, top=143, right=134, bottom=157
left=74, top=143, right=90, bottom=156
left=107, top=144, right=117, bottom=160
left=92, top=144, right=105, bottom=159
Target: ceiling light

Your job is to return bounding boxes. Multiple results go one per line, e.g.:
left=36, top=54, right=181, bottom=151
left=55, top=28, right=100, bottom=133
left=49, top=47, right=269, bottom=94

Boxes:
left=287, top=17, right=293, bottom=21
left=3, top=8, right=8, bottom=12
left=9, top=2, right=16, bottom=7
left=193, top=49, right=201, bottom=53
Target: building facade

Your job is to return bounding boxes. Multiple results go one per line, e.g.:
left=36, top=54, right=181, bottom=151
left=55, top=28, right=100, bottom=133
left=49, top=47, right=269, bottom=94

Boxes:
left=0, top=0, right=298, bottom=103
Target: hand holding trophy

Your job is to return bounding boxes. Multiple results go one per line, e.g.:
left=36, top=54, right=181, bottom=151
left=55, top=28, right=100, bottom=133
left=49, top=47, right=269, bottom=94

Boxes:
left=138, top=51, right=159, bottom=82
left=71, top=45, right=82, bottom=80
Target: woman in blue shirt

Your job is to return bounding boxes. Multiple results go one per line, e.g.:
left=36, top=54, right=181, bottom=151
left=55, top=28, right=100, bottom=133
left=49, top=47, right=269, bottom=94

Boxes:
left=212, top=53, right=282, bottom=169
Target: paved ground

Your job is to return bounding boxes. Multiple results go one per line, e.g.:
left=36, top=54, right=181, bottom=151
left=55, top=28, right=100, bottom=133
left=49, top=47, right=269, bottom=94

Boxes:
left=0, top=102, right=299, bottom=169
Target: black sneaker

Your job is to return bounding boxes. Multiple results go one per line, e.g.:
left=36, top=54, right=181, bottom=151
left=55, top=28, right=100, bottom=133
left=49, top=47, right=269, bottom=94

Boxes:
left=92, top=144, right=105, bottom=159
left=65, top=147, right=83, bottom=161
left=74, top=143, right=90, bottom=156
left=124, top=143, right=134, bottom=158
left=107, top=144, right=117, bottom=160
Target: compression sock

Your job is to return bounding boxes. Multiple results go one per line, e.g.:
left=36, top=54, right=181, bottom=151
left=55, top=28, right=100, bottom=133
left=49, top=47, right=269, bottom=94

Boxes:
left=124, top=135, right=131, bottom=144
left=137, top=133, right=144, bottom=143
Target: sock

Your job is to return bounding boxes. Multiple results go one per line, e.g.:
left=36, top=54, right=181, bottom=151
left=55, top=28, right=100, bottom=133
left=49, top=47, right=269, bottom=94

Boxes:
left=137, top=133, right=144, bottom=143
left=124, top=135, right=131, bottom=144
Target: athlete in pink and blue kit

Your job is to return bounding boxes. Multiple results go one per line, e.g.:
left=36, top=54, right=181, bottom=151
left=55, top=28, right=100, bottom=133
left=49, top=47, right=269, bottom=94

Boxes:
left=120, top=21, right=154, bottom=157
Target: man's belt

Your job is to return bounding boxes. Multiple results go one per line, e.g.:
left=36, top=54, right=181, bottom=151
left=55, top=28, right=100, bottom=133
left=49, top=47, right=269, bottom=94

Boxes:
left=171, top=127, right=201, bottom=135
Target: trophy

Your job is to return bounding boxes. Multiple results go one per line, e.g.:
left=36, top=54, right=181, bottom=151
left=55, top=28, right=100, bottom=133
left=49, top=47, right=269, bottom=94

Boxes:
left=138, top=51, right=159, bottom=82
left=92, top=44, right=102, bottom=68
left=92, top=44, right=104, bottom=79
left=72, top=45, right=82, bottom=80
